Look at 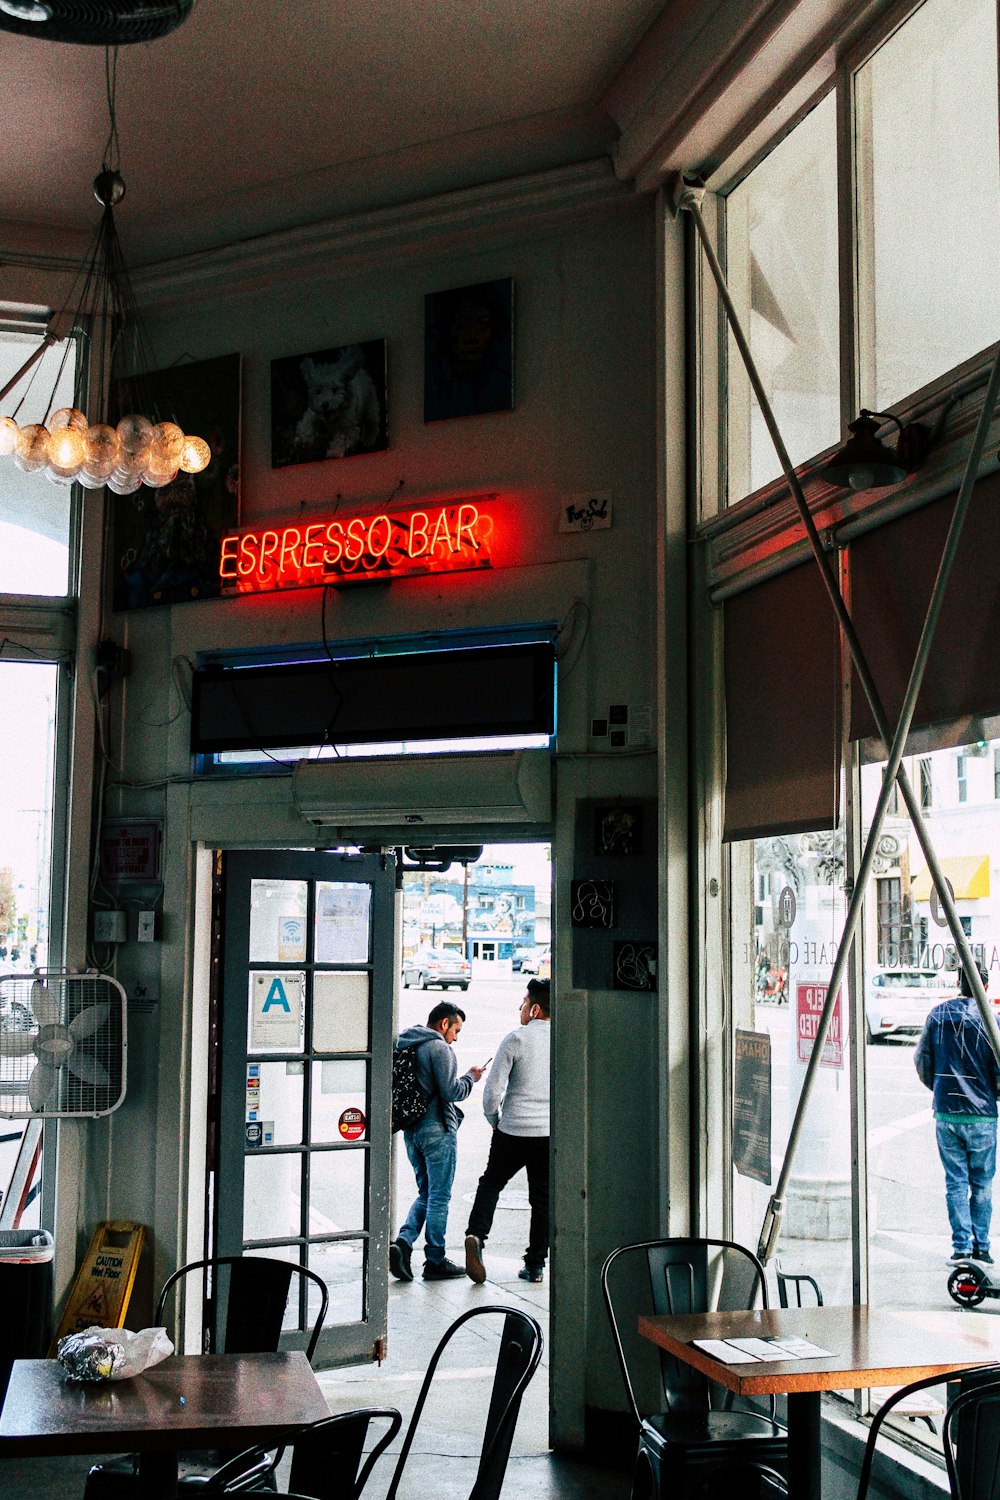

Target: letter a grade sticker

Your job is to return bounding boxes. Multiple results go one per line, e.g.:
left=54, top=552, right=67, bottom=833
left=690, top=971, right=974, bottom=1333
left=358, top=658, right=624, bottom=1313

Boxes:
left=251, top=970, right=304, bottom=1049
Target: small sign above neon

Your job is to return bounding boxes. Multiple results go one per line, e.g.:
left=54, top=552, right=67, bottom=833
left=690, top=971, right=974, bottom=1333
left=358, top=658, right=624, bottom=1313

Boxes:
left=219, top=495, right=496, bottom=596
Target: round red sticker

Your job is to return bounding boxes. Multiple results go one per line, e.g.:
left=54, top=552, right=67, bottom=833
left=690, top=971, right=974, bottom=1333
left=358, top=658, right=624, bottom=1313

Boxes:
left=338, top=1107, right=366, bottom=1142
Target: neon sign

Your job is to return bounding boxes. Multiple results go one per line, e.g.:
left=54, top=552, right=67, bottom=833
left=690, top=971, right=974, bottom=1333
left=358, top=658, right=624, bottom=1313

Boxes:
left=219, top=496, right=496, bottom=596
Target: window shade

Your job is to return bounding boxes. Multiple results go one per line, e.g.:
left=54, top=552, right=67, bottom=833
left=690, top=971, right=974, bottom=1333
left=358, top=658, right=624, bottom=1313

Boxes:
left=849, top=470, right=1000, bottom=750
left=723, top=561, right=841, bottom=842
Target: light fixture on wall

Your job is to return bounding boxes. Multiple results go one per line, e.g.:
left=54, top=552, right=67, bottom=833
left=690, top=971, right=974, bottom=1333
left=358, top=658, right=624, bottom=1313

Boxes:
left=818, top=409, right=930, bottom=491
left=0, top=46, right=209, bottom=492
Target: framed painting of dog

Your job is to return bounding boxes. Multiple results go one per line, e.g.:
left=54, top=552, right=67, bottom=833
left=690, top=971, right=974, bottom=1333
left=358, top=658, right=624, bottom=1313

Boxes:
left=271, top=339, right=388, bottom=468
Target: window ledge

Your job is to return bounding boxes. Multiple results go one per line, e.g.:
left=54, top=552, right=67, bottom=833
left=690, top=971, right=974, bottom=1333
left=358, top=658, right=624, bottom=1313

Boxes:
left=698, top=344, right=1000, bottom=602
left=822, top=1398, right=947, bottom=1500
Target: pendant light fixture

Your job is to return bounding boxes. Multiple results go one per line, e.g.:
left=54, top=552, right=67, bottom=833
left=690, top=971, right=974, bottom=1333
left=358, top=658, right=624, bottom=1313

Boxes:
left=0, top=46, right=209, bottom=493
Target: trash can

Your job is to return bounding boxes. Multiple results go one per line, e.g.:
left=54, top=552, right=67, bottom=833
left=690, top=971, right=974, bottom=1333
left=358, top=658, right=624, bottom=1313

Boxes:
left=0, top=1229, right=53, bottom=1398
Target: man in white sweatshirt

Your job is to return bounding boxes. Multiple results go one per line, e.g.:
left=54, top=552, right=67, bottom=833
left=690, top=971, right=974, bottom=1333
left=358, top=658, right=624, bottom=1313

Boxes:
left=464, top=978, right=551, bottom=1285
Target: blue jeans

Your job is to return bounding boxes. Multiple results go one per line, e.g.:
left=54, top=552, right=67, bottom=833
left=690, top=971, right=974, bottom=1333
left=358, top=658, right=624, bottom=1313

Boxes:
left=398, top=1116, right=457, bottom=1265
left=935, top=1116, right=997, bottom=1254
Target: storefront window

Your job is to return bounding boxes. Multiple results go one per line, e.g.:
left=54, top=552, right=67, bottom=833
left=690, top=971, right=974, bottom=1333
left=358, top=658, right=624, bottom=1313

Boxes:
left=855, top=0, right=1000, bottom=412
left=730, top=827, right=853, bottom=1306
left=724, top=92, right=840, bottom=502
left=862, top=737, right=1000, bottom=1311
left=0, top=329, right=75, bottom=597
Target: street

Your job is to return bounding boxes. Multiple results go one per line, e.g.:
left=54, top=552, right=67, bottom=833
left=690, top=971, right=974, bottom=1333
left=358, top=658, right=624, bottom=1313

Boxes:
left=394, top=978, right=989, bottom=1315
left=395, top=972, right=545, bottom=1278
left=758, top=1003, right=982, bottom=1313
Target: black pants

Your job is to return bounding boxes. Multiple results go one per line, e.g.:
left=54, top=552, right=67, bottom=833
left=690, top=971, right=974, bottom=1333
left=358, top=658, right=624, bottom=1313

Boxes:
left=466, top=1129, right=549, bottom=1269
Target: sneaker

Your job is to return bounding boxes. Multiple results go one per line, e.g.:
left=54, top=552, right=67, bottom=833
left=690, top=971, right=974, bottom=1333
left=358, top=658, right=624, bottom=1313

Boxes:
left=423, top=1257, right=466, bottom=1280
left=949, top=1250, right=974, bottom=1265
left=465, top=1234, right=487, bottom=1284
left=389, top=1239, right=413, bottom=1282
left=518, top=1265, right=544, bottom=1284
left=973, top=1250, right=995, bottom=1265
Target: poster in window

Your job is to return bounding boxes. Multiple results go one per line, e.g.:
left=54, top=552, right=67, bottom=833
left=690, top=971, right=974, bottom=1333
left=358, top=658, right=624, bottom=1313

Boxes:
left=733, top=1029, right=772, bottom=1184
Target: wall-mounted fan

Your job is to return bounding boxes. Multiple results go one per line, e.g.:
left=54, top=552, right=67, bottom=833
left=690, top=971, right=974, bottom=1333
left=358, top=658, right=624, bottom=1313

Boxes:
left=0, top=970, right=127, bottom=1118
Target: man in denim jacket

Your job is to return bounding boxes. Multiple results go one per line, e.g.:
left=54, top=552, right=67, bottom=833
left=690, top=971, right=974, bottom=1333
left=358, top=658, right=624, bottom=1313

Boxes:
left=915, top=961, right=1000, bottom=1265
left=390, top=1000, right=486, bottom=1281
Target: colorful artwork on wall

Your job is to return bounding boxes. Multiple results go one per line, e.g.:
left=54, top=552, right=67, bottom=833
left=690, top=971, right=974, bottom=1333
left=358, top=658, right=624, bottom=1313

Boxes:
left=111, top=353, right=241, bottom=612
left=271, top=340, right=388, bottom=468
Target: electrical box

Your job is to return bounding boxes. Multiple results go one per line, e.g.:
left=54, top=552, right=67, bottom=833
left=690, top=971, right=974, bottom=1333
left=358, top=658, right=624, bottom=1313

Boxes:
left=93, top=910, right=127, bottom=944
left=137, top=911, right=157, bottom=943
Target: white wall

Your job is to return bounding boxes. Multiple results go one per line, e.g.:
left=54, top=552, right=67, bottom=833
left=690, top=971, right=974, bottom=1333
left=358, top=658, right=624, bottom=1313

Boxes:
left=69, top=178, right=679, bottom=1447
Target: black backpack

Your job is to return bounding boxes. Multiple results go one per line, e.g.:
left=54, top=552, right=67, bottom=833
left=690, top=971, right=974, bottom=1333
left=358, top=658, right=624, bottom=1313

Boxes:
left=391, top=1039, right=432, bottom=1132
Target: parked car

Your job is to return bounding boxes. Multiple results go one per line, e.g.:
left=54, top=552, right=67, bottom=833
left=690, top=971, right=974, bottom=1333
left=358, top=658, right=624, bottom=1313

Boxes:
left=521, top=945, right=550, bottom=978
left=511, top=947, right=534, bottom=973
left=865, top=967, right=953, bottom=1042
left=402, top=947, right=471, bottom=990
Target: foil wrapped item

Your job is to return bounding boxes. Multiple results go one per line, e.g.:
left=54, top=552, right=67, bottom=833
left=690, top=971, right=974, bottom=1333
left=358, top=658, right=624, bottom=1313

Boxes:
left=57, top=1325, right=173, bottom=1382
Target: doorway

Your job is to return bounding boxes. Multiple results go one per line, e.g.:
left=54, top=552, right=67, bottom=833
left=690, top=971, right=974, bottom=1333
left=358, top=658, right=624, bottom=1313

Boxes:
left=207, top=838, right=552, bottom=1445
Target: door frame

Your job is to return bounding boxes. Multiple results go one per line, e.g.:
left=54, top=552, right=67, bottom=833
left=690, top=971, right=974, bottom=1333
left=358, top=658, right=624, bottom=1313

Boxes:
left=210, top=846, right=397, bottom=1367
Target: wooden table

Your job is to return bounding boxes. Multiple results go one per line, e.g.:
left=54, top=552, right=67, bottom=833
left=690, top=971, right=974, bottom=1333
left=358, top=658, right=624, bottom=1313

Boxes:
left=639, top=1303, right=1000, bottom=1500
left=0, top=1350, right=330, bottom=1498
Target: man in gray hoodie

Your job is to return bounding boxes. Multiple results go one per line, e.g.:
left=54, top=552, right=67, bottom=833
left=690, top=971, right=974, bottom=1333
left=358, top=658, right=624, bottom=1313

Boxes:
left=465, top=978, right=551, bottom=1285
left=390, top=1000, right=486, bottom=1281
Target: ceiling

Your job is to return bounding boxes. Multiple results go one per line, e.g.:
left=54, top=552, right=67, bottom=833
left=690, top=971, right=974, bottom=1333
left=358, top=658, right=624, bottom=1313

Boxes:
left=0, top=0, right=674, bottom=265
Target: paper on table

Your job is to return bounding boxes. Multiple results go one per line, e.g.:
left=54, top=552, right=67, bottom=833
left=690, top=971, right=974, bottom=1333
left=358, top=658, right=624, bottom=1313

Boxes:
left=724, top=1337, right=789, bottom=1361
left=768, top=1336, right=834, bottom=1359
left=691, top=1339, right=760, bottom=1364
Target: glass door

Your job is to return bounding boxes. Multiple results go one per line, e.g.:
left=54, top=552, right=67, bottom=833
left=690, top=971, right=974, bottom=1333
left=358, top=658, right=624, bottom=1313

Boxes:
left=217, top=849, right=396, bottom=1366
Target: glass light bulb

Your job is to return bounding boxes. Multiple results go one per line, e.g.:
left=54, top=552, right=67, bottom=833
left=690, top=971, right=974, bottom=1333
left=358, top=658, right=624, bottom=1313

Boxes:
left=848, top=466, right=877, bottom=491
left=78, top=470, right=108, bottom=489
left=83, top=424, right=121, bottom=478
left=84, top=423, right=120, bottom=463
left=13, top=423, right=50, bottom=472
left=149, top=422, right=185, bottom=469
left=45, top=466, right=75, bottom=486
left=117, top=414, right=153, bottom=454
left=107, top=471, right=143, bottom=495
left=0, top=416, right=17, bottom=456
left=143, top=466, right=179, bottom=488
left=179, top=435, right=211, bottom=474
left=48, top=407, right=88, bottom=433
left=48, top=427, right=85, bottom=474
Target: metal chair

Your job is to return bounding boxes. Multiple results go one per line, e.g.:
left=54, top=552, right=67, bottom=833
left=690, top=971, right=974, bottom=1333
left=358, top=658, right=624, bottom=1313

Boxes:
left=945, top=1370, right=1000, bottom=1500
left=197, top=1408, right=402, bottom=1497
left=774, top=1264, right=823, bottom=1309
left=83, top=1255, right=330, bottom=1498
left=383, top=1304, right=543, bottom=1500
left=856, top=1366, right=1000, bottom=1500
left=601, top=1237, right=788, bottom=1500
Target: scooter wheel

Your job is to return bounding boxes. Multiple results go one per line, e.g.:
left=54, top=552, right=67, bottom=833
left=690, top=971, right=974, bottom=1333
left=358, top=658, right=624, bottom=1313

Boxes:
left=948, top=1264, right=988, bottom=1307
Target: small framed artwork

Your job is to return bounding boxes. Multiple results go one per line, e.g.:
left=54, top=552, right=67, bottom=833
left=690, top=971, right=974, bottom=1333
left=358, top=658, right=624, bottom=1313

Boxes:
left=594, top=805, right=642, bottom=858
left=271, top=340, right=387, bottom=468
left=570, top=879, right=615, bottom=929
left=613, top=941, right=657, bottom=992
left=424, top=278, right=513, bottom=421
